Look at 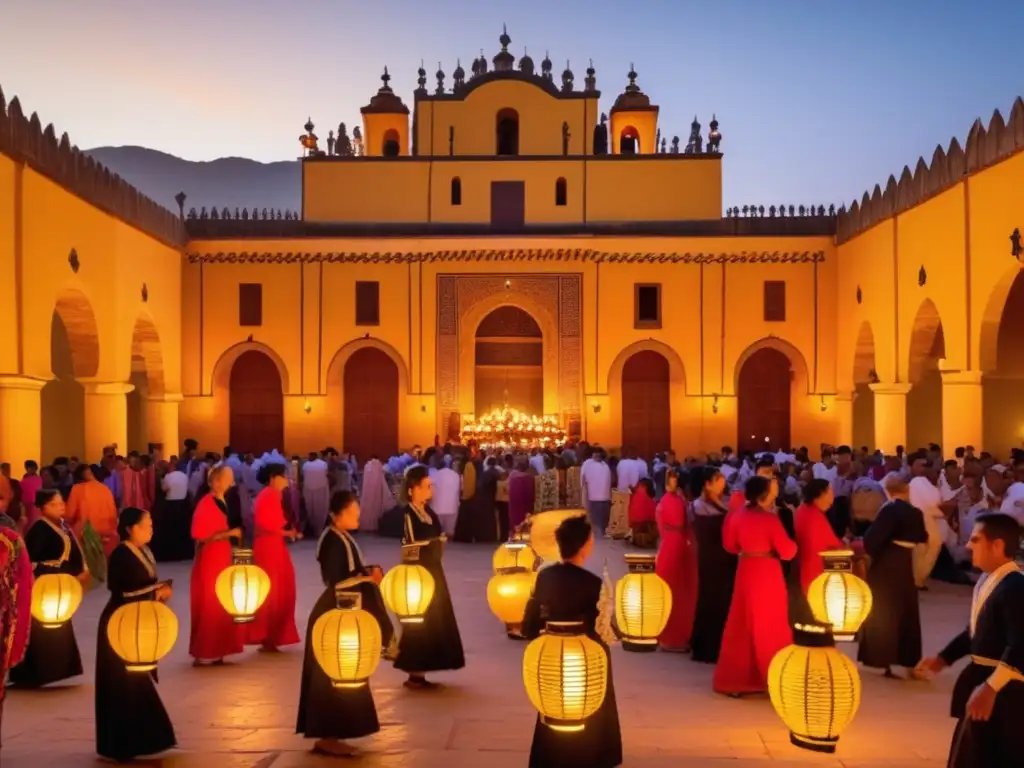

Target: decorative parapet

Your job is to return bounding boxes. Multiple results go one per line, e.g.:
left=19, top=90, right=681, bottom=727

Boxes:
left=185, top=249, right=827, bottom=265
left=836, top=97, right=1024, bottom=243
left=0, top=84, right=186, bottom=248
left=726, top=204, right=838, bottom=218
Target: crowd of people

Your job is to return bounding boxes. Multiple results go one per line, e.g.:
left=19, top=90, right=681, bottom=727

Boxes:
left=0, top=435, right=1021, bottom=765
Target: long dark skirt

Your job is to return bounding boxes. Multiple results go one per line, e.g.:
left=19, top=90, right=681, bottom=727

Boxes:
left=857, top=546, right=921, bottom=669
left=95, top=601, right=176, bottom=760
left=297, top=584, right=382, bottom=740
left=786, top=562, right=815, bottom=627
left=529, top=648, right=622, bottom=768
left=394, top=559, right=465, bottom=674
left=946, top=664, right=1024, bottom=767
left=689, top=515, right=737, bottom=663
left=152, top=498, right=193, bottom=562
left=9, top=617, right=83, bottom=688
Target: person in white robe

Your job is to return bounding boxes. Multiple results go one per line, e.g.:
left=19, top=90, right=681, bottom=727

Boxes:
left=429, top=457, right=462, bottom=537
left=909, top=457, right=947, bottom=587
left=357, top=459, right=393, bottom=532
left=999, top=480, right=1024, bottom=526
left=615, top=454, right=647, bottom=492
left=302, top=453, right=330, bottom=535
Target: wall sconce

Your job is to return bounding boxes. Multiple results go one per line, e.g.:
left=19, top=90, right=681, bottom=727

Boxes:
left=505, top=279, right=512, bottom=290
left=820, top=395, right=827, bottom=413
left=303, top=400, right=312, bottom=414
left=421, top=404, right=427, bottom=413
left=711, top=394, right=719, bottom=415
left=592, top=403, right=602, bottom=414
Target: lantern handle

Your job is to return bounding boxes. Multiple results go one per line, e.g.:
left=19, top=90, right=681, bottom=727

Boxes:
left=334, top=589, right=363, bottom=611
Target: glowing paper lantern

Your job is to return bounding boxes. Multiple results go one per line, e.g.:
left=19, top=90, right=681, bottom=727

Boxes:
left=614, top=554, right=672, bottom=651
left=107, top=601, right=179, bottom=672
left=487, top=566, right=536, bottom=625
left=492, top=539, right=538, bottom=573
left=311, top=592, right=382, bottom=688
left=768, top=622, right=861, bottom=753
left=215, top=549, right=271, bottom=624
left=528, top=509, right=586, bottom=562
left=380, top=563, right=435, bottom=624
left=523, top=620, right=608, bottom=732
left=807, top=550, right=873, bottom=642
left=31, top=573, right=83, bottom=628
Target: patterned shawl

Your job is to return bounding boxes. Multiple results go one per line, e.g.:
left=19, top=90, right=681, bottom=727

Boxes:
left=0, top=526, right=33, bottom=698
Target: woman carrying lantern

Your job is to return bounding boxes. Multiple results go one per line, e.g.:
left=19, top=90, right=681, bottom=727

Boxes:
left=393, top=465, right=465, bottom=689
left=789, top=478, right=843, bottom=625
left=655, top=469, right=697, bottom=651
left=713, top=474, right=797, bottom=696
left=521, top=514, right=622, bottom=767
left=9, top=489, right=88, bottom=688
left=297, top=490, right=393, bottom=757
left=245, top=463, right=301, bottom=652
left=189, top=465, right=244, bottom=665
left=95, top=507, right=176, bottom=762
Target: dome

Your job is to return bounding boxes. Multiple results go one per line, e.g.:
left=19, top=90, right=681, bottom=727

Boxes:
left=519, top=50, right=535, bottom=76
left=610, top=65, right=655, bottom=113
left=493, top=25, right=515, bottom=71
left=361, top=67, right=410, bottom=115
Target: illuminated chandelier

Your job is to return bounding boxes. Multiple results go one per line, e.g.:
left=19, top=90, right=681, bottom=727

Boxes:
left=461, top=387, right=566, bottom=449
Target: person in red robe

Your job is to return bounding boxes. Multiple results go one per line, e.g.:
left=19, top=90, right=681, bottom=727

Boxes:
left=628, top=478, right=659, bottom=549
left=0, top=521, right=32, bottom=750
left=655, top=469, right=697, bottom=651
left=189, top=465, right=244, bottom=665
left=713, top=474, right=797, bottom=696
left=790, top=478, right=844, bottom=625
left=246, top=463, right=301, bottom=651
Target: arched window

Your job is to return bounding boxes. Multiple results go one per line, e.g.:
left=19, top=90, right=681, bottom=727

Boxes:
left=451, top=177, right=462, bottom=206
left=619, top=126, right=640, bottom=155
left=382, top=128, right=400, bottom=157
left=496, top=108, right=519, bottom=156
left=555, top=177, right=567, bottom=206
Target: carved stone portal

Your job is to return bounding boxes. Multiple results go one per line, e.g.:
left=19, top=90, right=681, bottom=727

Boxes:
left=437, top=274, right=582, bottom=439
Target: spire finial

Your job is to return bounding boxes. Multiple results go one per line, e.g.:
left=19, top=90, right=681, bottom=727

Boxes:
left=381, top=67, right=391, bottom=90
left=500, top=24, right=511, bottom=51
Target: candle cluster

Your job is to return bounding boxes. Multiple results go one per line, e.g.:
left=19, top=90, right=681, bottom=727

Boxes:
left=460, top=408, right=566, bottom=450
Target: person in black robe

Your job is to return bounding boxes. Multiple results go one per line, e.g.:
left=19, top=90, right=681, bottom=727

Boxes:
left=297, top=490, right=393, bottom=757
left=95, top=507, right=176, bottom=761
left=521, top=514, right=622, bottom=768
left=856, top=475, right=929, bottom=677
left=394, top=465, right=465, bottom=688
left=688, top=467, right=737, bottom=663
left=917, top=513, right=1024, bottom=767
left=8, top=489, right=86, bottom=688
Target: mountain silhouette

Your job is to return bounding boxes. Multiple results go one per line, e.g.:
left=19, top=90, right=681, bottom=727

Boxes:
left=84, top=146, right=301, bottom=216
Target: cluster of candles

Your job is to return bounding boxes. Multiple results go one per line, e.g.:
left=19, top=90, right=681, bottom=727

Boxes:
left=460, top=408, right=566, bottom=450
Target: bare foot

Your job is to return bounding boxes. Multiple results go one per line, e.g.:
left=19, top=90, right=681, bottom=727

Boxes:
left=313, top=739, right=357, bottom=756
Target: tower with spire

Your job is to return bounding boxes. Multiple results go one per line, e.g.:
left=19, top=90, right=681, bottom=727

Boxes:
left=359, top=67, right=411, bottom=157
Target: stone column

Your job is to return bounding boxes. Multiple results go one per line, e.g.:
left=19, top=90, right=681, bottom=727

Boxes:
left=941, top=370, right=983, bottom=453
left=145, top=393, right=183, bottom=455
left=835, top=390, right=855, bottom=448
left=0, top=375, right=47, bottom=469
left=869, top=383, right=912, bottom=454
left=80, top=380, right=134, bottom=462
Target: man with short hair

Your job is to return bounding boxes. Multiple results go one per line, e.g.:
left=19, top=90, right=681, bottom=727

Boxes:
left=580, top=449, right=612, bottom=536
left=918, top=514, right=1024, bottom=766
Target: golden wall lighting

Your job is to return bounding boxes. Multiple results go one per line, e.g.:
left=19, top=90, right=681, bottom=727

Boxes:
left=303, top=400, right=312, bottom=414
left=522, top=620, right=608, bottom=733
left=311, top=591, right=382, bottom=689
left=31, top=573, right=83, bottom=628
left=492, top=538, right=538, bottom=573
left=107, top=600, right=179, bottom=672
left=768, top=622, right=861, bottom=753
left=215, top=549, right=272, bottom=624
left=528, top=509, right=586, bottom=562
left=614, top=553, right=672, bottom=651
left=487, top=566, right=536, bottom=625
left=806, top=550, right=872, bottom=642
left=380, top=561, right=435, bottom=624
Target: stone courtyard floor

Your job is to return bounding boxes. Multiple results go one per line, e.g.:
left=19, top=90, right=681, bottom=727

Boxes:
left=2, top=536, right=970, bottom=767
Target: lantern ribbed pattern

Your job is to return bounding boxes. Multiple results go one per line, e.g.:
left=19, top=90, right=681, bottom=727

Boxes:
left=215, top=553, right=271, bottom=623
left=807, top=550, right=873, bottom=642
left=768, top=623, right=861, bottom=753
left=492, top=540, right=538, bottom=573
left=487, top=567, right=536, bottom=624
left=529, top=509, right=586, bottom=562
left=523, top=621, right=608, bottom=733
left=380, top=563, right=435, bottom=624
left=311, top=601, right=382, bottom=689
left=31, top=573, right=83, bottom=628
left=614, top=554, right=672, bottom=651
left=107, top=601, right=179, bottom=672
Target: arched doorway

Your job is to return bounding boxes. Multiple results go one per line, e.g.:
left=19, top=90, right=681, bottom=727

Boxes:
left=41, top=289, right=100, bottom=462
left=382, top=129, right=400, bottom=157
left=851, top=321, right=877, bottom=450
left=496, top=108, right=519, bottom=156
left=906, top=299, right=944, bottom=452
left=619, top=126, right=639, bottom=154
left=474, top=306, right=543, bottom=417
left=344, top=347, right=399, bottom=462
left=621, top=350, right=671, bottom=460
left=125, top=316, right=165, bottom=454
left=228, top=350, right=284, bottom=454
left=737, top=348, right=792, bottom=452
left=982, top=270, right=1024, bottom=452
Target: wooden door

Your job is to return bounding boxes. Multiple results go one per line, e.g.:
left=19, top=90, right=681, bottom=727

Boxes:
left=621, top=350, right=671, bottom=460
left=229, top=350, right=284, bottom=454
left=737, top=348, right=792, bottom=453
left=490, top=181, right=525, bottom=228
left=344, top=348, right=399, bottom=462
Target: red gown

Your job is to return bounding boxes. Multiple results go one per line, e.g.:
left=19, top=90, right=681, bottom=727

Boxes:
left=794, top=503, right=843, bottom=594
left=189, top=495, right=243, bottom=661
left=713, top=505, right=797, bottom=694
left=245, top=487, right=299, bottom=648
left=655, top=491, right=697, bottom=649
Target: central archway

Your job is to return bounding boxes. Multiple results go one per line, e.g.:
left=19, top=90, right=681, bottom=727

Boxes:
left=737, top=348, right=792, bottom=452
left=228, top=350, right=284, bottom=454
left=621, top=350, right=671, bottom=459
left=906, top=299, right=944, bottom=452
left=474, top=306, right=543, bottom=417
left=344, top=347, right=399, bottom=462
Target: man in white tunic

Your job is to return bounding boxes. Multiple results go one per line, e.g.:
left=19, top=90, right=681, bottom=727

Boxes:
left=909, top=455, right=946, bottom=587
left=428, top=455, right=461, bottom=537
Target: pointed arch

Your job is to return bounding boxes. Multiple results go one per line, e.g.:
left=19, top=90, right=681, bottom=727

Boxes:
left=53, top=288, right=100, bottom=378
left=852, top=320, right=877, bottom=384
left=979, top=264, right=1024, bottom=373
left=731, top=336, right=810, bottom=395
left=131, top=313, right=165, bottom=397
left=907, top=298, right=945, bottom=385
left=211, top=340, right=291, bottom=395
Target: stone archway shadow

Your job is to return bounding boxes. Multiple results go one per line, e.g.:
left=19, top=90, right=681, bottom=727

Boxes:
left=210, top=340, right=292, bottom=396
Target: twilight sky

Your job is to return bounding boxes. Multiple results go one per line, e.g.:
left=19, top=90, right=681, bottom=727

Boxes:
left=1, top=0, right=1021, bottom=208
